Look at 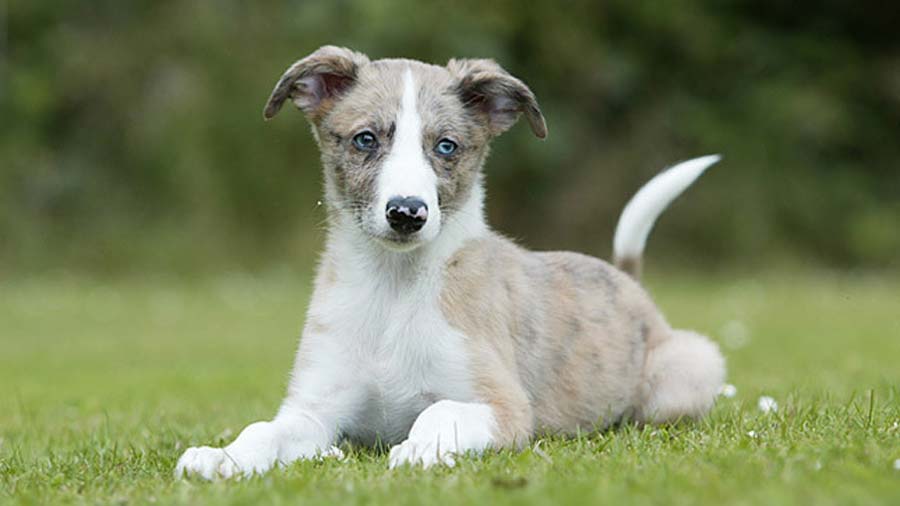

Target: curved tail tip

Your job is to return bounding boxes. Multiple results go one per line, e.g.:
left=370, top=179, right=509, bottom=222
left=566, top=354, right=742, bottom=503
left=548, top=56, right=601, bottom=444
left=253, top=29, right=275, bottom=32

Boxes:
left=664, top=154, right=722, bottom=182
left=695, top=154, right=722, bottom=165
left=613, top=154, right=721, bottom=279
left=690, top=154, right=722, bottom=176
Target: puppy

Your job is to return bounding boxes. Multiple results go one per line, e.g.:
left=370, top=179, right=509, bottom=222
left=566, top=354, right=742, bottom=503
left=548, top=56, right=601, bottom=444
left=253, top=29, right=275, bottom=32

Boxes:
left=175, top=46, right=725, bottom=479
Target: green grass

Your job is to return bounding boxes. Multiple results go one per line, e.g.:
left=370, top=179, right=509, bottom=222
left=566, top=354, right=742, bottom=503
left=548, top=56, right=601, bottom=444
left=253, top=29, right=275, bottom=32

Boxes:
left=1, top=270, right=899, bottom=505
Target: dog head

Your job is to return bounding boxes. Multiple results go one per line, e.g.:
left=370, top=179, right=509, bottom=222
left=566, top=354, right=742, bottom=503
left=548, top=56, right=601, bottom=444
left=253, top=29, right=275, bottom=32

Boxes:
left=264, top=46, right=546, bottom=251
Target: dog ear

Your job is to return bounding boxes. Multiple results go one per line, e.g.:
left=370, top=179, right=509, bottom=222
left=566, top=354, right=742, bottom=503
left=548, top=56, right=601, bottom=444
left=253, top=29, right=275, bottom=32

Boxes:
left=263, top=45, right=370, bottom=121
left=447, top=58, right=547, bottom=139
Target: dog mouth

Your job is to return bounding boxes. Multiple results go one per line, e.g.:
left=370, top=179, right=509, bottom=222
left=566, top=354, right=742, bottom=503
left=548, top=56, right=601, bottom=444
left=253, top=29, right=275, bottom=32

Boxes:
left=373, top=230, right=425, bottom=252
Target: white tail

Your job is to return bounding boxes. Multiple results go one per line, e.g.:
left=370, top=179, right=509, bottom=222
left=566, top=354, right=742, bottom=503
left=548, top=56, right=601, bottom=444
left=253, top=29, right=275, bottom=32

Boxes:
left=613, top=155, right=720, bottom=278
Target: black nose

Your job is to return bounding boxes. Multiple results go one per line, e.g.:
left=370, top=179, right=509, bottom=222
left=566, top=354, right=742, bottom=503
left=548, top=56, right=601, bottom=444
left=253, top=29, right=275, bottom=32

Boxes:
left=386, top=196, right=428, bottom=234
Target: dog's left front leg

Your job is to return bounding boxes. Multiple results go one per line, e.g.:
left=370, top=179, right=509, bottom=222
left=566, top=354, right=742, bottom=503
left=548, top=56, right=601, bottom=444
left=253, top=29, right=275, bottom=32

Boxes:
left=388, top=354, right=533, bottom=468
left=388, top=400, right=497, bottom=468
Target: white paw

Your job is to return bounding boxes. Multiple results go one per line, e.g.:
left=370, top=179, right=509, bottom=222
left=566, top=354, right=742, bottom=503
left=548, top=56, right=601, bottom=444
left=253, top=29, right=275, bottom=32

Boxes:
left=389, top=437, right=457, bottom=469
left=175, top=418, right=343, bottom=480
left=175, top=421, right=281, bottom=480
left=175, top=442, right=342, bottom=480
left=175, top=446, right=243, bottom=480
left=388, top=400, right=495, bottom=469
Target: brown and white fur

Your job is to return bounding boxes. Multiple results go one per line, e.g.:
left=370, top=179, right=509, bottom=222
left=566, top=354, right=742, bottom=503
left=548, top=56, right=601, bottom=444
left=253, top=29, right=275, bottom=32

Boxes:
left=175, top=46, right=725, bottom=479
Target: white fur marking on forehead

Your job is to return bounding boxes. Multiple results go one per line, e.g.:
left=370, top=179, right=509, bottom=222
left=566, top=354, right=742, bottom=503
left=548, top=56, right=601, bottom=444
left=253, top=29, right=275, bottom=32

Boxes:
left=383, top=69, right=431, bottom=197
left=396, top=69, right=422, bottom=149
left=374, top=68, right=441, bottom=240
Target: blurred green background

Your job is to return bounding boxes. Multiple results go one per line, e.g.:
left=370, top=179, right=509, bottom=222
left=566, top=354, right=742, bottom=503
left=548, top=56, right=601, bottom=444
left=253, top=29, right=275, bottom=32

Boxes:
left=3, top=0, right=899, bottom=276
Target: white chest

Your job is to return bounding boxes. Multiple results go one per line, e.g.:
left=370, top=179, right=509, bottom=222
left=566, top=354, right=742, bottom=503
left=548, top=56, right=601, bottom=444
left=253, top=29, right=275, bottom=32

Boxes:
left=313, top=270, right=475, bottom=445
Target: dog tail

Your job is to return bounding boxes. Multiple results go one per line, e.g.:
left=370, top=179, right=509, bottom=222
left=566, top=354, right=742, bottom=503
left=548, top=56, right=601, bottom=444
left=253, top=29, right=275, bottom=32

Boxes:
left=613, top=155, right=720, bottom=279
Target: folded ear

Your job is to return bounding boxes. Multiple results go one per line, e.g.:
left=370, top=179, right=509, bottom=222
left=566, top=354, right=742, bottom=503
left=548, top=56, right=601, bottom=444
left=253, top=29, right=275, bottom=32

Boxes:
left=263, top=45, right=370, bottom=121
left=447, top=58, right=547, bottom=139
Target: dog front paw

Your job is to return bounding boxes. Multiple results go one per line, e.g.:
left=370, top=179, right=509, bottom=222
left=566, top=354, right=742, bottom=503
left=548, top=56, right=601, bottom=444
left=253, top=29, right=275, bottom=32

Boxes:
left=388, top=437, right=457, bottom=469
left=175, top=446, right=245, bottom=480
left=175, top=421, right=281, bottom=480
left=387, top=400, right=496, bottom=469
left=174, top=442, right=277, bottom=480
left=175, top=420, right=344, bottom=480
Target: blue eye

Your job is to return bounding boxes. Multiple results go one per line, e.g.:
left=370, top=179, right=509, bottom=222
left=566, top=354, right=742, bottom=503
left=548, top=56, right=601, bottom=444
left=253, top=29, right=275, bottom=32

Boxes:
left=434, top=138, right=458, bottom=157
left=352, top=131, right=379, bottom=151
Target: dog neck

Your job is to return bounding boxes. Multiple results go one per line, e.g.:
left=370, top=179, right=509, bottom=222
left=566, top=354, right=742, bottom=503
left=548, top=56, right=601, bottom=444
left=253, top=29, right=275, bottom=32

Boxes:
left=322, top=178, right=489, bottom=289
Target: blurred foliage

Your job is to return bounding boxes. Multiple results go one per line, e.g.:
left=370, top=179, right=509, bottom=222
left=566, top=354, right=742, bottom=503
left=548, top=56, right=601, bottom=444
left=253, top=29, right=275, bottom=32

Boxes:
left=2, top=0, right=899, bottom=275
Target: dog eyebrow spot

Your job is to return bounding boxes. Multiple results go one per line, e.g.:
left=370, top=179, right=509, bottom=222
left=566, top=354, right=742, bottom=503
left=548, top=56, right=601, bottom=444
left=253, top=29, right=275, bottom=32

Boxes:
left=326, top=129, right=343, bottom=144
left=387, top=122, right=396, bottom=139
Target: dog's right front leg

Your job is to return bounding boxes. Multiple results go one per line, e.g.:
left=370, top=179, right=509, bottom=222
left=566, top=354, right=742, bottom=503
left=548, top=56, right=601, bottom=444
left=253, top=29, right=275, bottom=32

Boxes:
left=176, top=337, right=359, bottom=480
left=174, top=410, right=338, bottom=480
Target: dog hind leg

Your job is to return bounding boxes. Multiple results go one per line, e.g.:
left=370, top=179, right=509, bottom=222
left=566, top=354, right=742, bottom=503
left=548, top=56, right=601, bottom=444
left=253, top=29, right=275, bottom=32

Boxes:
left=639, top=329, right=725, bottom=424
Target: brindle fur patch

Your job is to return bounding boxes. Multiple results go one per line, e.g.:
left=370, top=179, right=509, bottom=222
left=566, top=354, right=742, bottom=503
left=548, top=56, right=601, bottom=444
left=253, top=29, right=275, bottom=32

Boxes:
left=440, top=233, right=672, bottom=441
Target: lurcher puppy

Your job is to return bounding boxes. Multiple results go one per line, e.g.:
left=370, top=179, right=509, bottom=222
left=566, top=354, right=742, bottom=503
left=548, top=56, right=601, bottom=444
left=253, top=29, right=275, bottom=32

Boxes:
left=175, top=46, right=725, bottom=479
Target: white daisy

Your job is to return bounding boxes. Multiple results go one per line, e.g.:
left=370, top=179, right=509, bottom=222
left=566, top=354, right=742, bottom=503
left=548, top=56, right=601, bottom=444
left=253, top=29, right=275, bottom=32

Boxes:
left=718, top=383, right=738, bottom=398
left=757, top=396, right=778, bottom=414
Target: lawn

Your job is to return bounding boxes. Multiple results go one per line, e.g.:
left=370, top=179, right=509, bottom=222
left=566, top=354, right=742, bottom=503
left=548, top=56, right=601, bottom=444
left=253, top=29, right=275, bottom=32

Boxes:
left=1, top=270, right=898, bottom=505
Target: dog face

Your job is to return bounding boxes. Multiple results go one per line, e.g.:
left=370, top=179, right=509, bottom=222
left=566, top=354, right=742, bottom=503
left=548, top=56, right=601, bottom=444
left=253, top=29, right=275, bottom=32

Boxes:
left=264, top=46, right=546, bottom=251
